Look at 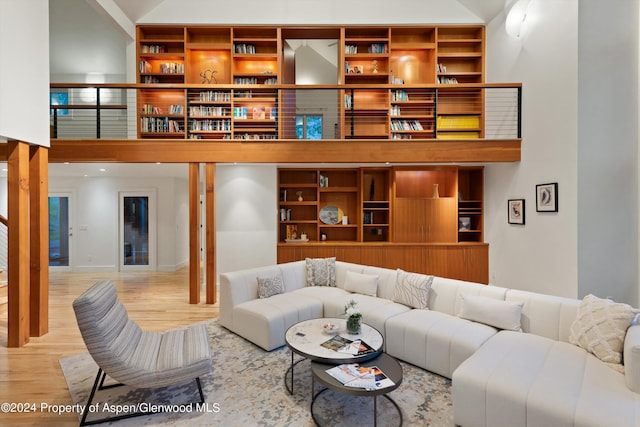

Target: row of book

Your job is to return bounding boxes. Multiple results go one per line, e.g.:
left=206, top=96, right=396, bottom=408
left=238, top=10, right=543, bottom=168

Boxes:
left=234, top=43, right=257, bottom=54
left=344, top=43, right=388, bottom=54
left=140, top=44, right=168, bottom=54
left=189, top=119, right=231, bottom=131
left=391, top=119, right=425, bottom=131
left=195, top=91, right=231, bottom=102
left=141, top=104, right=184, bottom=115
left=140, top=117, right=182, bottom=133
left=188, top=134, right=232, bottom=140
left=235, top=133, right=277, bottom=140
left=391, top=90, right=409, bottom=102
left=437, top=76, right=459, bottom=84
left=233, top=77, right=278, bottom=85
left=233, top=106, right=277, bottom=119
left=189, top=106, right=229, bottom=117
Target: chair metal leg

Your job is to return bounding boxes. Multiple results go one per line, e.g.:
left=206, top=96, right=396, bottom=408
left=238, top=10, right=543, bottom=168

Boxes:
left=78, top=369, right=206, bottom=426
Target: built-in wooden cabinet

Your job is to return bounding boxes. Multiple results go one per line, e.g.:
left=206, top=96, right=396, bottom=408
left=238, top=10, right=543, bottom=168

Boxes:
left=136, top=24, right=486, bottom=140
left=277, top=165, right=487, bottom=283
left=277, top=243, right=488, bottom=284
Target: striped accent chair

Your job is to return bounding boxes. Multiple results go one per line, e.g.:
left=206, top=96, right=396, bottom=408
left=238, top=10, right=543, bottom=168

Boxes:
left=73, top=280, right=212, bottom=426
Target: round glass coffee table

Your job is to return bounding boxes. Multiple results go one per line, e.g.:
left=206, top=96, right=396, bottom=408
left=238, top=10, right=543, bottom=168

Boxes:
left=310, top=352, right=403, bottom=427
left=284, top=318, right=383, bottom=394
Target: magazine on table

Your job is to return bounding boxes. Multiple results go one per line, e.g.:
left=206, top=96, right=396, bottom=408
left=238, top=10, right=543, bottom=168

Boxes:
left=320, top=335, right=375, bottom=356
left=325, top=363, right=395, bottom=390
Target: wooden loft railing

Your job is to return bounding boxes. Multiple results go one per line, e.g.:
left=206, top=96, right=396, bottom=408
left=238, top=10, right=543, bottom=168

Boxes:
left=48, top=82, right=522, bottom=164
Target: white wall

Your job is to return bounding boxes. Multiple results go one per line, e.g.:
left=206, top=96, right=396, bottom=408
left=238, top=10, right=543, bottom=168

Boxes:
left=48, top=175, right=189, bottom=272
left=215, top=164, right=278, bottom=277
left=139, top=0, right=482, bottom=25
left=0, top=0, right=50, bottom=145
left=577, top=0, right=639, bottom=304
left=485, top=0, right=579, bottom=297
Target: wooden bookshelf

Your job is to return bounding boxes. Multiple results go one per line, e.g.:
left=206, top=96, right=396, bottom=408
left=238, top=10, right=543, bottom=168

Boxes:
left=136, top=24, right=486, bottom=140
left=436, top=26, right=485, bottom=138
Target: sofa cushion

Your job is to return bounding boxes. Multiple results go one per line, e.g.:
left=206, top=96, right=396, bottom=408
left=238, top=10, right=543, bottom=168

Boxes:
left=257, top=275, right=284, bottom=299
left=453, top=330, right=640, bottom=427
left=569, top=294, right=637, bottom=364
left=624, top=324, right=640, bottom=392
left=344, top=270, right=378, bottom=297
left=392, top=269, right=433, bottom=309
left=386, top=309, right=498, bottom=378
left=505, top=289, right=580, bottom=342
left=458, top=293, right=523, bottom=331
left=305, top=257, right=336, bottom=287
left=233, top=293, right=323, bottom=351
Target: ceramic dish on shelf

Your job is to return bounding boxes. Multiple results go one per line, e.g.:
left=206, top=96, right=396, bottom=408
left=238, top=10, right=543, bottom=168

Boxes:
left=319, top=205, right=343, bottom=225
left=285, top=238, right=309, bottom=243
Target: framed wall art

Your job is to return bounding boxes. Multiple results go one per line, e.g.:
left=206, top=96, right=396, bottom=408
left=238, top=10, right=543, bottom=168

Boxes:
left=536, top=183, right=558, bottom=212
left=508, top=199, right=525, bottom=224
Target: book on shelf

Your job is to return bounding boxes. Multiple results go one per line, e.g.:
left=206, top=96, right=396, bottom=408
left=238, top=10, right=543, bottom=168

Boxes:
left=285, top=224, right=297, bottom=239
left=320, top=335, right=376, bottom=356
left=325, top=363, right=395, bottom=390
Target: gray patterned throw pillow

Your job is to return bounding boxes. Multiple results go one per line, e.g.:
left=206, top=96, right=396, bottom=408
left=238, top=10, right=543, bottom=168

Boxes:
left=257, top=275, right=285, bottom=298
left=305, top=257, right=336, bottom=287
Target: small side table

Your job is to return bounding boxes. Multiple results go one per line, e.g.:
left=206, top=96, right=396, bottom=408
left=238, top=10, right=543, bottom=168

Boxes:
left=284, top=318, right=383, bottom=394
left=310, top=352, right=403, bottom=427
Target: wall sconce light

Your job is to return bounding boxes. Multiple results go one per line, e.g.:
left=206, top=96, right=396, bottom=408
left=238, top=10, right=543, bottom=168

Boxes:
left=505, top=0, right=531, bottom=38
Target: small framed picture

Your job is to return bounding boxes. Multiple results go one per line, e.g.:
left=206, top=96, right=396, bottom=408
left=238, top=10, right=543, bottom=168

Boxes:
left=536, top=183, right=558, bottom=212
left=508, top=199, right=525, bottom=225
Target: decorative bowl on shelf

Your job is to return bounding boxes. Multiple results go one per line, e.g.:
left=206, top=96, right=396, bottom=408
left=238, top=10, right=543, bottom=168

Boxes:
left=323, top=322, right=339, bottom=335
left=285, top=238, right=309, bottom=243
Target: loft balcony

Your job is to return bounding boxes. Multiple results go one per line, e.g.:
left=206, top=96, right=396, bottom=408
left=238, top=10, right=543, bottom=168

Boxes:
left=48, top=82, right=522, bottom=164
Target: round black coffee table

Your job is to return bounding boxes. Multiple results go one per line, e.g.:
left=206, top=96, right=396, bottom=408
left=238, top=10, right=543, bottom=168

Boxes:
left=310, top=352, right=403, bottom=426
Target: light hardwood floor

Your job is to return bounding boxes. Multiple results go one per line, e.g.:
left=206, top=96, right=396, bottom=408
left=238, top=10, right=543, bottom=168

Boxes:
left=0, top=268, right=219, bottom=426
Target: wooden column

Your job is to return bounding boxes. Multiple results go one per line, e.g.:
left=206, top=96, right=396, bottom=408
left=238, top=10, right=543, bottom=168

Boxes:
left=189, top=163, right=200, bottom=304
left=7, top=141, right=30, bottom=347
left=205, top=163, right=216, bottom=304
left=29, top=146, right=49, bottom=337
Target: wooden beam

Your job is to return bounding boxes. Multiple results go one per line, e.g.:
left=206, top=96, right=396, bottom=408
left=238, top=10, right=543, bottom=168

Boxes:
left=29, top=146, right=49, bottom=337
left=205, top=163, right=216, bottom=304
left=189, top=163, right=200, bottom=304
left=45, top=139, right=522, bottom=164
left=7, top=141, right=30, bottom=347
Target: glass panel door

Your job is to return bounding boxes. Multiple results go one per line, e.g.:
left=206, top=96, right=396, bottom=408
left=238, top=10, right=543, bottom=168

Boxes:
left=49, top=193, right=72, bottom=270
left=119, top=190, right=156, bottom=271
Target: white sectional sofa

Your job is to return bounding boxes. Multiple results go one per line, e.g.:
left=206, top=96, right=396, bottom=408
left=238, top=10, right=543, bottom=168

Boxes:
left=219, top=259, right=640, bottom=427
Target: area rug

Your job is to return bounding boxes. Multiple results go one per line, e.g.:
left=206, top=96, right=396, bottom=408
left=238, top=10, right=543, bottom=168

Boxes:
left=60, top=319, right=453, bottom=426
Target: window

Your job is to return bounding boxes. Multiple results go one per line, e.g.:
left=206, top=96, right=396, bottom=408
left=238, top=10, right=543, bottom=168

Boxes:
left=296, top=115, right=322, bottom=139
left=50, top=91, right=69, bottom=116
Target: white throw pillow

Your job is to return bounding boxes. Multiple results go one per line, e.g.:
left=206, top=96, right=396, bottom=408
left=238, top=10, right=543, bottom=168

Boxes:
left=458, top=293, right=523, bottom=331
left=569, top=294, right=637, bottom=365
left=257, top=275, right=285, bottom=299
left=305, top=257, right=336, bottom=287
left=392, top=269, right=433, bottom=309
left=344, top=270, right=378, bottom=297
